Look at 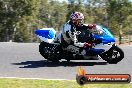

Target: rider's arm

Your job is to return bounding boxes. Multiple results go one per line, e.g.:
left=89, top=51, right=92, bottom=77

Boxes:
left=68, top=25, right=86, bottom=47
left=63, top=23, right=93, bottom=47
left=62, top=22, right=82, bottom=47
left=70, top=24, right=94, bottom=47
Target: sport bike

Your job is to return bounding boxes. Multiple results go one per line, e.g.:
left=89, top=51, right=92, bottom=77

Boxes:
left=35, top=25, right=124, bottom=64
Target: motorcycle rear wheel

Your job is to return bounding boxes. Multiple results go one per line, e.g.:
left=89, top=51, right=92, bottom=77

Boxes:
left=39, top=42, right=60, bottom=62
left=101, top=46, right=124, bottom=64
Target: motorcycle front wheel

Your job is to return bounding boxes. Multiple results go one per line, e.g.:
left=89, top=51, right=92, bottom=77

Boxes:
left=101, top=46, right=124, bottom=64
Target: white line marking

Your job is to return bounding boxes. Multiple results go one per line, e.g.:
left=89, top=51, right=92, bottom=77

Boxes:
left=0, top=77, right=71, bottom=81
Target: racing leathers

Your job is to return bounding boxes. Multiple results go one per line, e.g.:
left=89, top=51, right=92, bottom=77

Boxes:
left=54, top=21, right=93, bottom=54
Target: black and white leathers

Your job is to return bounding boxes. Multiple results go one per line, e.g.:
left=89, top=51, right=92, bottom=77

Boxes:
left=54, top=20, right=89, bottom=48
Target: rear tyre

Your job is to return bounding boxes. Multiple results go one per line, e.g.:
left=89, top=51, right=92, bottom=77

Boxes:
left=39, top=42, right=61, bottom=62
left=39, top=42, right=48, bottom=58
left=101, top=46, right=124, bottom=64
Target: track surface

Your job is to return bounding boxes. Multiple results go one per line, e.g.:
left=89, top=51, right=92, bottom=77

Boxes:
left=0, top=42, right=132, bottom=80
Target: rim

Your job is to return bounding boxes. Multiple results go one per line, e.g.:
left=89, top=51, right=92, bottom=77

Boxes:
left=106, top=49, right=121, bottom=61
left=111, top=49, right=120, bottom=59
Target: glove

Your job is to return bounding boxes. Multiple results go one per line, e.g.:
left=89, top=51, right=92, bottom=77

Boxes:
left=84, top=42, right=93, bottom=48
left=87, top=24, right=96, bottom=29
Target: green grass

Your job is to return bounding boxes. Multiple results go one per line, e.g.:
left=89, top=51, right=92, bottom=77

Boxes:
left=0, top=78, right=132, bottom=88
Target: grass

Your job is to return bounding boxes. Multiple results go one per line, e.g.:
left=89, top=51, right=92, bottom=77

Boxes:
left=0, top=78, right=132, bottom=88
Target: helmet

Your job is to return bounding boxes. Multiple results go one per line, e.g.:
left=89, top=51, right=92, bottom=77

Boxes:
left=70, top=12, right=84, bottom=26
left=70, top=12, right=84, bottom=20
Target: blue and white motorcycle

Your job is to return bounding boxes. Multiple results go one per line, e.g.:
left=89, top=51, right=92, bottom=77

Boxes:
left=35, top=25, right=124, bottom=64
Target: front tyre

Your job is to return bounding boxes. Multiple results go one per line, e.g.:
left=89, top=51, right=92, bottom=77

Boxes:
left=101, top=46, right=124, bottom=64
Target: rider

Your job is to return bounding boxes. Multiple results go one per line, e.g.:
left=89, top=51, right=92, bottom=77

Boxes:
left=54, top=11, right=96, bottom=54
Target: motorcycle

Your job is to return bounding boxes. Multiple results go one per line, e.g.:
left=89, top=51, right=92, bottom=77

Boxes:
left=35, top=25, right=124, bottom=64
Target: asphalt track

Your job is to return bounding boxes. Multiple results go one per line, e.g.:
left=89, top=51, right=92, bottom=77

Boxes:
left=0, top=42, right=132, bottom=80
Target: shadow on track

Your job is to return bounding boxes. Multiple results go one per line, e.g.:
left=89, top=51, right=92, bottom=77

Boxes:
left=12, top=60, right=108, bottom=68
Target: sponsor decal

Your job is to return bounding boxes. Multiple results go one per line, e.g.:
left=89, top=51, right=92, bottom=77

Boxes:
left=76, top=66, right=131, bottom=85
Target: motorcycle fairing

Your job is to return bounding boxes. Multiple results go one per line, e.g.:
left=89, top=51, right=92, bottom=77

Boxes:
left=35, top=28, right=56, bottom=43
left=92, top=25, right=115, bottom=44
left=85, top=48, right=105, bottom=56
left=84, top=25, right=116, bottom=55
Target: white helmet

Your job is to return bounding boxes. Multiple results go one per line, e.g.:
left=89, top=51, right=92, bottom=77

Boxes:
left=70, top=12, right=84, bottom=20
